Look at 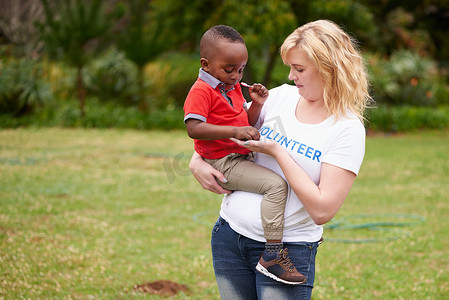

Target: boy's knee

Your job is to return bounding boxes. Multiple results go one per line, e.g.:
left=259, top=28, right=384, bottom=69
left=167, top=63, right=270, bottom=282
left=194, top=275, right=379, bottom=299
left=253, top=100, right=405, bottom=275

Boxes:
left=268, top=176, right=288, bottom=198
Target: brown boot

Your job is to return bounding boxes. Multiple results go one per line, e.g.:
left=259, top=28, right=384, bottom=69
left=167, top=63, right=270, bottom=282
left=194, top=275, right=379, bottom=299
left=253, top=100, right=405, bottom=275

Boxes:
left=256, top=248, right=307, bottom=285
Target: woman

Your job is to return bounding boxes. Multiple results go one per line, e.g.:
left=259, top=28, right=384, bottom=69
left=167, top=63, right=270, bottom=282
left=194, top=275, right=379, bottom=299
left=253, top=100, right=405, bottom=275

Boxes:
left=189, top=20, right=372, bottom=299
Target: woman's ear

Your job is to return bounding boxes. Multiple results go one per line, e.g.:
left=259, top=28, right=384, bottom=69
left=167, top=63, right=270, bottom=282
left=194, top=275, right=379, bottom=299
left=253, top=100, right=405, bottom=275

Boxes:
left=200, top=58, right=209, bottom=71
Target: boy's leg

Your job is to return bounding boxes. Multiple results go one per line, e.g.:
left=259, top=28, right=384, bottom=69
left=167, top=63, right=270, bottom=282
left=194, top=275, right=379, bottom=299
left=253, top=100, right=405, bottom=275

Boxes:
left=206, top=154, right=287, bottom=240
left=206, top=154, right=306, bottom=285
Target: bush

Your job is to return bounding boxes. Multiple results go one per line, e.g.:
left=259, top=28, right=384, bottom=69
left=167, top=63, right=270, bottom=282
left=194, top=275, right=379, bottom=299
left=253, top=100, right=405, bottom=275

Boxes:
left=2, top=95, right=448, bottom=133
left=0, top=57, right=53, bottom=116
left=0, top=97, right=185, bottom=130
left=368, top=50, right=449, bottom=106
left=83, top=51, right=199, bottom=111
left=151, top=53, right=198, bottom=109
left=84, top=48, right=138, bottom=105
left=367, top=105, right=449, bottom=132
left=77, top=99, right=185, bottom=129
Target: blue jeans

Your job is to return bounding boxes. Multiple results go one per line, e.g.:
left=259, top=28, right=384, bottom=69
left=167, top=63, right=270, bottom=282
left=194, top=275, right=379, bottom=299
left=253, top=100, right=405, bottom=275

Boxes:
left=211, top=217, right=320, bottom=300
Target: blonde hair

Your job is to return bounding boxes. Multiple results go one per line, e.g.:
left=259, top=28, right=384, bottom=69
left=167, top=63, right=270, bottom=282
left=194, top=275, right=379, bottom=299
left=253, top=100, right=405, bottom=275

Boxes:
left=280, top=20, right=372, bottom=121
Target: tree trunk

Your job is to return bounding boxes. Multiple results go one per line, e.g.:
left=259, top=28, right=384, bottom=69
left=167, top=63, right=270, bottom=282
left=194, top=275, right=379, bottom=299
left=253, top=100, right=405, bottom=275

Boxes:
left=262, top=44, right=280, bottom=87
left=242, top=63, right=255, bottom=101
left=77, top=66, right=85, bottom=117
left=137, top=65, right=148, bottom=112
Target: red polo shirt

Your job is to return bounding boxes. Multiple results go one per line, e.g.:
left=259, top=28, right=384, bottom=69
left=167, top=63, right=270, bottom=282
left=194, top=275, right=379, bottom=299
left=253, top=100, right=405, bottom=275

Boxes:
left=184, top=78, right=251, bottom=159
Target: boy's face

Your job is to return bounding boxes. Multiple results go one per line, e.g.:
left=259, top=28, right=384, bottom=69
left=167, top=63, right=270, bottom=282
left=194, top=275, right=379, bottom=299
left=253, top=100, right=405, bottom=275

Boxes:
left=201, top=41, right=248, bottom=90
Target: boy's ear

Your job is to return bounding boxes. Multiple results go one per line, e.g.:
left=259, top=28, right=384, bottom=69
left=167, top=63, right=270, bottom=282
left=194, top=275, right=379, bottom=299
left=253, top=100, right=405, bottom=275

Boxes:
left=200, top=58, right=209, bottom=71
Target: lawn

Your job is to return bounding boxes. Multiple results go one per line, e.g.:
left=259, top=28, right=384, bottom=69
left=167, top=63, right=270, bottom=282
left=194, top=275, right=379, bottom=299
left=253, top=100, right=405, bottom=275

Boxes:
left=1, top=128, right=448, bottom=299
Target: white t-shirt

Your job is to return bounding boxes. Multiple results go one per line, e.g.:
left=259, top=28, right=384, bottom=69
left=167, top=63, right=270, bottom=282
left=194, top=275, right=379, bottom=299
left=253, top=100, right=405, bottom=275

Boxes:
left=220, top=84, right=366, bottom=243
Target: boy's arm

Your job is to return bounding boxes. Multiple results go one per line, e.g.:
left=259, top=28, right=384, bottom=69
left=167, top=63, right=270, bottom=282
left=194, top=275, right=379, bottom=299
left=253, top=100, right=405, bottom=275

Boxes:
left=246, top=101, right=264, bottom=126
left=244, top=83, right=268, bottom=126
left=186, top=119, right=260, bottom=141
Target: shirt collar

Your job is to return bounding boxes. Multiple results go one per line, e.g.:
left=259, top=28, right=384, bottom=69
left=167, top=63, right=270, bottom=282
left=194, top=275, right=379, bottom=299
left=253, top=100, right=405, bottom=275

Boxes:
left=198, top=68, right=235, bottom=93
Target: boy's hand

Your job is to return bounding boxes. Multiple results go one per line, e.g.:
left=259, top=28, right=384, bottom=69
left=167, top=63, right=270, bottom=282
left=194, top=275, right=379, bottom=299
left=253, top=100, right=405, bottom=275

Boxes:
left=249, top=83, right=268, bottom=105
left=234, top=126, right=260, bottom=141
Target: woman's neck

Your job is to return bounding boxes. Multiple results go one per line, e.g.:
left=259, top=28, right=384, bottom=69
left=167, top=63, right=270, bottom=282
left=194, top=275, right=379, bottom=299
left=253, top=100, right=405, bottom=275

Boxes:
left=295, top=96, right=330, bottom=124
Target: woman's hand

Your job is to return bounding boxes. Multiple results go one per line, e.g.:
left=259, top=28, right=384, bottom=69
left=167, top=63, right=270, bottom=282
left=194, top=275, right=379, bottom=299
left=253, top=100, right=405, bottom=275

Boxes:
left=189, top=152, right=232, bottom=195
left=230, top=138, right=281, bottom=157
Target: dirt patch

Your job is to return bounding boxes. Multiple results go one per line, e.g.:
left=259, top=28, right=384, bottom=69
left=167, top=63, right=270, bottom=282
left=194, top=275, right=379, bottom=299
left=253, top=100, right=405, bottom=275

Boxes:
left=133, top=280, right=189, bottom=297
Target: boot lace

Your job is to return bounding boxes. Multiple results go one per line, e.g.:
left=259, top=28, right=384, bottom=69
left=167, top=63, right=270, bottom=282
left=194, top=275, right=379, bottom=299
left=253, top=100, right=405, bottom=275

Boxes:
left=276, top=248, right=294, bottom=272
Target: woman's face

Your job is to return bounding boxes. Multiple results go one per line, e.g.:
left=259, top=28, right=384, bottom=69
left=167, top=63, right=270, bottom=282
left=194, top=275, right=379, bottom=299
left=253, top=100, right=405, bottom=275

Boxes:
left=285, top=48, right=324, bottom=102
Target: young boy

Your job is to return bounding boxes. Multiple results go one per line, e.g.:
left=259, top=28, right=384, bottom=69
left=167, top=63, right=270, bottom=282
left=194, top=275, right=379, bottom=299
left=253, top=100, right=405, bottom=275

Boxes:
left=183, top=25, right=306, bottom=285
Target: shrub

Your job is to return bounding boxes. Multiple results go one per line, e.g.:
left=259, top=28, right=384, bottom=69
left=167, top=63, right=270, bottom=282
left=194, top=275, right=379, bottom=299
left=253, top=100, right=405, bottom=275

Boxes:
left=149, top=53, right=199, bottom=109
left=47, top=98, right=185, bottom=129
left=1, top=95, right=448, bottom=132
left=0, top=57, right=53, bottom=116
left=368, top=50, right=448, bottom=106
left=84, top=48, right=138, bottom=105
left=83, top=51, right=198, bottom=111
left=367, top=105, right=449, bottom=132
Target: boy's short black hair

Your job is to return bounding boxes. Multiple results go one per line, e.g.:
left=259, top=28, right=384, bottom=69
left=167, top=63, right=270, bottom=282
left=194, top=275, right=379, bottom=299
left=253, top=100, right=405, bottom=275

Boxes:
left=200, top=25, right=245, bottom=58
left=209, top=25, right=245, bottom=43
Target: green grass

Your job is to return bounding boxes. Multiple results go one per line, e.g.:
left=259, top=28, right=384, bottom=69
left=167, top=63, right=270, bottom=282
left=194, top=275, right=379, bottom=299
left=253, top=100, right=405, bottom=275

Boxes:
left=1, top=128, right=448, bottom=299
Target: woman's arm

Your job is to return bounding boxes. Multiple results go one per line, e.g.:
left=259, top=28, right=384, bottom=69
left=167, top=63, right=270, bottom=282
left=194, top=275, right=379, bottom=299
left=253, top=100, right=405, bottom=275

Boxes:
left=233, top=139, right=356, bottom=225
left=189, top=151, right=232, bottom=195
left=274, top=148, right=356, bottom=225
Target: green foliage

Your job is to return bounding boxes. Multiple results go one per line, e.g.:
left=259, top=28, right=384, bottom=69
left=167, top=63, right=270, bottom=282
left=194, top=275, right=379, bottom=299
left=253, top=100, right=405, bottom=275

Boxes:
left=203, top=0, right=298, bottom=85
left=0, top=97, right=185, bottom=130
left=368, top=50, right=448, bottom=106
left=83, top=51, right=200, bottom=111
left=150, top=0, right=301, bottom=85
left=150, top=0, right=219, bottom=52
left=1, top=0, right=448, bottom=131
left=154, top=53, right=199, bottom=109
left=2, top=90, right=449, bottom=133
left=367, top=105, right=449, bottom=132
left=0, top=56, right=52, bottom=116
left=116, top=0, right=167, bottom=66
left=84, top=48, right=138, bottom=105
left=360, top=0, right=449, bottom=61
left=37, top=0, right=121, bottom=115
left=307, top=0, right=377, bottom=46
left=115, top=0, right=170, bottom=109
left=70, top=99, right=184, bottom=129
left=37, top=0, right=117, bottom=69
left=154, top=0, right=376, bottom=85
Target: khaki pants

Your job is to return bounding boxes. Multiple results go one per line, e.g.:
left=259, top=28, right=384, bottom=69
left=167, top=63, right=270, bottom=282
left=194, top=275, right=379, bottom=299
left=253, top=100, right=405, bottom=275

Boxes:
left=205, top=153, right=288, bottom=241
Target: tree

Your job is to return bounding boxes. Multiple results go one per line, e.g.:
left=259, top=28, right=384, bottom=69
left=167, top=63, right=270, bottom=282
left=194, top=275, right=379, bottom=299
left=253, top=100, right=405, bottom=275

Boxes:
left=0, top=0, right=45, bottom=56
left=37, top=0, right=119, bottom=116
left=289, top=0, right=377, bottom=50
left=361, top=0, right=449, bottom=61
left=151, top=0, right=376, bottom=87
left=115, top=0, right=169, bottom=112
left=152, top=0, right=297, bottom=87
left=206, top=0, right=297, bottom=87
